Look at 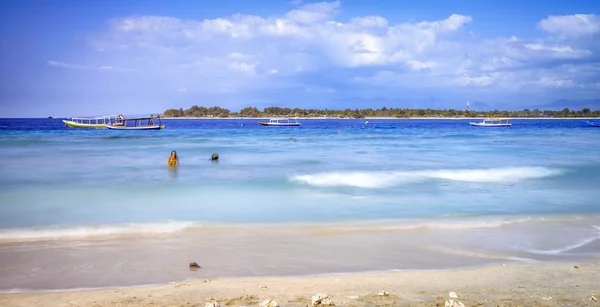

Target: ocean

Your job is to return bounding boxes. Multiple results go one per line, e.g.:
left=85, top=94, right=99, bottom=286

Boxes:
left=0, top=118, right=599, bottom=292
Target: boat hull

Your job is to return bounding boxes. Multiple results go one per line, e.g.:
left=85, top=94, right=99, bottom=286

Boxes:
left=469, top=123, right=512, bottom=127
left=258, top=122, right=301, bottom=126
left=106, top=125, right=164, bottom=130
left=63, top=120, right=107, bottom=128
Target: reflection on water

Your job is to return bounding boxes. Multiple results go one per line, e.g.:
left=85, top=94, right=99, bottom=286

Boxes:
left=168, top=166, right=178, bottom=179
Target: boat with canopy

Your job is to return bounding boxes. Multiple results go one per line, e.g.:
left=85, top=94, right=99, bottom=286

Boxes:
left=63, top=115, right=119, bottom=128
left=258, top=117, right=302, bottom=126
left=106, top=116, right=165, bottom=130
left=469, top=118, right=512, bottom=127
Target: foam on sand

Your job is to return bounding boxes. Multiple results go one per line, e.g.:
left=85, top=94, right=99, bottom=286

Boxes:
left=0, top=221, right=200, bottom=241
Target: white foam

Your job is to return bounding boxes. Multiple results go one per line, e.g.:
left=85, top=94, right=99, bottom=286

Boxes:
left=524, top=235, right=600, bottom=255
left=291, top=167, right=563, bottom=188
left=0, top=221, right=199, bottom=241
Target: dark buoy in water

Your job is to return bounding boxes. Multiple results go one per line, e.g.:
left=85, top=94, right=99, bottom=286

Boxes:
left=211, top=153, right=219, bottom=161
left=189, top=262, right=201, bottom=269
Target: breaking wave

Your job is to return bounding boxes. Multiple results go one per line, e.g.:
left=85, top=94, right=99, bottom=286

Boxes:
left=291, top=166, right=563, bottom=188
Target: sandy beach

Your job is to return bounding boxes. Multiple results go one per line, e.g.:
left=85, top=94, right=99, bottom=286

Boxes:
left=2, top=259, right=598, bottom=307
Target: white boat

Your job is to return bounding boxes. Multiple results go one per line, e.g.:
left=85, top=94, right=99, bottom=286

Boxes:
left=106, top=116, right=165, bottom=130
left=470, top=118, right=512, bottom=127
left=258, top=117, right=301, bottom=126
left=63, top=115, right=119, bottom=128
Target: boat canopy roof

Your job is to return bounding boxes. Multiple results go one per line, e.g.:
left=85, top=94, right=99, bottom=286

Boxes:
left=70, top=115, right=119, bottom=120
left=269, top=117, right=299, bottom=120
left=117, top=116, right=160, bottom=120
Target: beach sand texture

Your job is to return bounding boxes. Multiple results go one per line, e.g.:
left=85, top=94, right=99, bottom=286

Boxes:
left=2, top=260, right=599, bottom=307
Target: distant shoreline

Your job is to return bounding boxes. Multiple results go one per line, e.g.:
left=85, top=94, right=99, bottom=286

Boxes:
left=4, top=116, right=596, bottom=120
left=159, top=116, right=598, bottom=120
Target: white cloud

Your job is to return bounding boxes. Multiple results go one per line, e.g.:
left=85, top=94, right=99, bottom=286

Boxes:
left=539, top=14, right=600, bottom=37
left=47, top=60, right=131, bottom=71
left=86, top=4, right=600, bottom=105
left=176, top=86, right=188, bottom=93
left=536, top=77, right=575, bottom=88
left=524, top=43, right=591, bottom=58
left=228, top=61, right=258, bottom=74
left=285, top=0, right=340, bottom=24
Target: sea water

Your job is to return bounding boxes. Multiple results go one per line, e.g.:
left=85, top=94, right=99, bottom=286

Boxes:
left=0, top=118, right=599, bottom=291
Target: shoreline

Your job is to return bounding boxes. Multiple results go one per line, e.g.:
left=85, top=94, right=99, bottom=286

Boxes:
left=159, top=116, right=598, bottom=120
left=2, top=259, right=598, bottom=306
left=1, top=214, right=599, bottom=294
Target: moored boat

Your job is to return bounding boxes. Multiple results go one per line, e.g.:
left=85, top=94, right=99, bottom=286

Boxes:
left=470, top=118, right=512, bottom=127
left=63, top=115, right=119, bottom=128
left=106, top=116, right=165, bottom=130
left=258, top=117, right=301, bottom=126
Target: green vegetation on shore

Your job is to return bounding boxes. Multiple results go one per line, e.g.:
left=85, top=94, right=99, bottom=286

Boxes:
left=163, top=105, right=600, bottom=118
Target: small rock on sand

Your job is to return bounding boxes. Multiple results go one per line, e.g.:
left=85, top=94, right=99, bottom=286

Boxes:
left=445, top=300, right=465, bottom=307
left=312, top=293, right=335, bottom=306
left=259, top=299, right=278, bottom=307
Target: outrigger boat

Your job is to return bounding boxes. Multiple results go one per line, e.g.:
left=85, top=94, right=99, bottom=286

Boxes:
left=63, top=115, right=119, bottom=128
left=470, top=118, right=512, bottom=127
left=106, top=116, right=165, bottom=130
left=258, top=117, right=302, bottom=126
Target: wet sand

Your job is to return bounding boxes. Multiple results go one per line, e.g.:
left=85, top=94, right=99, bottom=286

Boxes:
left=2, top=217, right=600, bottom=292
left=2, top=259, right=599, bottom=307
left=2, top=216, right=600, bottom=292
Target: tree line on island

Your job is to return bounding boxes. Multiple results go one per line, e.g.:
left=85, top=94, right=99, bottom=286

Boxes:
left=162, top=105, right=600, bottom=118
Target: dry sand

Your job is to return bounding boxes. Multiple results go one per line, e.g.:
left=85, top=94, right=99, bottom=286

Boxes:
left=2, top=260, right=599, bottom=307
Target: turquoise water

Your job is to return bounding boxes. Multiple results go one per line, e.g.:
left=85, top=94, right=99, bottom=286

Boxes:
left=0, top=118, right=599, bottom=290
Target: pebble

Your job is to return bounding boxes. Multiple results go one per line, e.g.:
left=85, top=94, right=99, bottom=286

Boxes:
left=259, top=299, right=279, bottom=307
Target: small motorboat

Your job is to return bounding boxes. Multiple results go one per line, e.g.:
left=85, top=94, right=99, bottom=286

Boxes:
left=258, top=117, right=301, bottom=126
left=470, top=118, right=512, bottom=127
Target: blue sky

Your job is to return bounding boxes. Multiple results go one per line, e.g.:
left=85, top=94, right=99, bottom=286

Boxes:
left=1, top=0, right=599, bottom=117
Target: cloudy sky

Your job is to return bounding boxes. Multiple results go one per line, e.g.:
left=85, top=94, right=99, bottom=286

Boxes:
left=1, top=0, right=599, bottom=117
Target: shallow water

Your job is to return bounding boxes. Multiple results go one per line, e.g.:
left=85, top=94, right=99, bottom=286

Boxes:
left=0, top=118, right=599, bottom=291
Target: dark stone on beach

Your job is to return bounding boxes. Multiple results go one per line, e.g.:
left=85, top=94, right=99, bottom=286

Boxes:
left=189, top=262, right=201, bottom=269
left=211, top=153, right=219, bottom=161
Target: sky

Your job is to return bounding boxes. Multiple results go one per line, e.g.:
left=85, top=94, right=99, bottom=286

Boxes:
left=1, top=0, right=599, bottom=117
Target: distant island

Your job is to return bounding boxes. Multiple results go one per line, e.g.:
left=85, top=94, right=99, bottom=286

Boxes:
left=162, top=105, right=600, bottom=119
